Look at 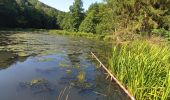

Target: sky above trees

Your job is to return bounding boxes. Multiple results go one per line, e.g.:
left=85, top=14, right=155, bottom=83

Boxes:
left=38, top=0, right=103, bottom=12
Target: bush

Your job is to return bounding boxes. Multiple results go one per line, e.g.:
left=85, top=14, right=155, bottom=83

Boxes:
left=152, top=28, right=170, bottom=41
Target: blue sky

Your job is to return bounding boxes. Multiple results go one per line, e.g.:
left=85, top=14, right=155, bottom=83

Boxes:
left=38, top=0, right=103, bottom=12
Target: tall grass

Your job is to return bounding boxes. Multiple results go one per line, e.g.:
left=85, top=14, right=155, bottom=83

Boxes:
left=109, top=40, right=170, bottom=100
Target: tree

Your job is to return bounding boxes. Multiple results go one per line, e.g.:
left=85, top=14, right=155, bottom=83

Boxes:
left=61, top=13, right=72, bottom=30
left=102, top=0, right=170, bottom=36
left=57, top=12, right=66, bottom=29
left=79, top=3, right=100, bottom=33
left=0, top=0, right=19, bottom=28
left=95, top=3, right=116, bottom=34
left=0, top=0, right=59, bottom=29
left=68, top=0, right=84, bottom=31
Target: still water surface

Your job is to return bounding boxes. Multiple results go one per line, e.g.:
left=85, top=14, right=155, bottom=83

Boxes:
left=0, top=31, right=129, bottom=100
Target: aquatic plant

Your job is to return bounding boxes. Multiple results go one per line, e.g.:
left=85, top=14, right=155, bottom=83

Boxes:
left=19, top=78, right=56, bottom=94
left=18, top=52, right=29, bottom=57
left=59, top=62, right=69, bottom=68
left=66, top=70, right=72, bottom=74
left=109, top=40, right=170, bottom=100
left=77, top=72, right=86, bottom=84
left=73, top=65, right=80, bottom=69
left=29, top=79, right=46, bottom=86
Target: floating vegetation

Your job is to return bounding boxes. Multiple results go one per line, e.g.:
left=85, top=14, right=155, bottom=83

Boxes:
left=77, top=72, right=86, bottom=84
left=70, top=81, right=93, bottom=90
left=0, top=31, right=114, bottom=99
left=60, top=71, right=93, bottom=90
left=66, top=70, right=72, bottom=74
left=0, top=46, right=4, bottom=50
left=19, top=79, right=56, bottom=93
left=0, top=51, right=18, bottom=68
left=59, top=61, right=69, bottom=68
left=73, top=65, right=80, bottom=69
left=109, top=40, right=170, bottom=100
left=18, top=52, right=29, bottom=57
left=81, top=64, right=87, bottom=67
left=29, top=79, right=46, bottom=86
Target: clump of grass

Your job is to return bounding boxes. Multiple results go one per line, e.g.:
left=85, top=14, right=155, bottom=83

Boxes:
left=109, top=40, right=170, bottom=100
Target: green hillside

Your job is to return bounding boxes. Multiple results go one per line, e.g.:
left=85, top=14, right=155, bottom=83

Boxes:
left=0, top=0, right=61, bottom=29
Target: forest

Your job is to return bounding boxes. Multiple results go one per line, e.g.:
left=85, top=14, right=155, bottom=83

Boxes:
left=1, top=0, right=170, bottom=37
left=0, top=0, right=170, bottom=100
left=0, top=0, right=60, bottom=28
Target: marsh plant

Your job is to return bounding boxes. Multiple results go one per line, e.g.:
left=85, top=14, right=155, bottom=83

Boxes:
left=77, top=72, right=86, bottom=84
left=109, top=40, right=170, bottom=100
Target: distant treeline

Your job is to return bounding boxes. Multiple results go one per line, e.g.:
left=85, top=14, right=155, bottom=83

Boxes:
left=60, top=0, right=170, bottom=35
left=0, top=0, right=61, bottom=29
left=1, top=0, right=170, bottom=36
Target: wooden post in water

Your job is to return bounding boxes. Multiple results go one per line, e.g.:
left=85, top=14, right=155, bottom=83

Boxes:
left=91, top=52, right=135, bottom=100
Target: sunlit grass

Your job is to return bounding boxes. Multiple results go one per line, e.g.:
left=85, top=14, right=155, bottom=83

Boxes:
left=48, top=30, right=106, bottom=40
left=109, top=40, right=170, bottom=100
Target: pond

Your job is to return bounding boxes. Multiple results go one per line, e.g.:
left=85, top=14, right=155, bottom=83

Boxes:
left=0, top=31, right=129, bottom=100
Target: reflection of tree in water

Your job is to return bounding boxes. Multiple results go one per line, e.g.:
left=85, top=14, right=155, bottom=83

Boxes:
left=0, top=32, right=30, bottom=69
left=0, top=51, right=18, bottom=68
left=0, top=51, right=28, bottom=69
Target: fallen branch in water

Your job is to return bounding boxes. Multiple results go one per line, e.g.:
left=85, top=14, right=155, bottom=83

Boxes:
left=58, top=87, right=68, bottom=100
left=57, top=84, right=72, bottom=100
left=91, top=52, right=135, bottom=100
left=92, top=91, right=107, bottom=96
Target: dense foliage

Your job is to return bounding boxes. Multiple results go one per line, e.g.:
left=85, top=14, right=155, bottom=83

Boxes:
left=53, top=0, right=169, bottom=38
left=104, top=0, right=170, bottom=35
left=1, top=0, right=170, bottom=37
left=61, top=0, right=84, bottom=32
left=0, top=0, right=59, bottom=29
left=79, top=3, right=100, bottom=33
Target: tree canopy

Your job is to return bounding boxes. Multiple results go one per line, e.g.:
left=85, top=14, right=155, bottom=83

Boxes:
left=61, top=0, right=84, bottom=32
left=0, top=0, right=60, bottom=29
left=1, top=0, right=170, bottom=37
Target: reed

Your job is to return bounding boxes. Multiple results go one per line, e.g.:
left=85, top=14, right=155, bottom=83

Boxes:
left=109, top=40, right=170, bottom=100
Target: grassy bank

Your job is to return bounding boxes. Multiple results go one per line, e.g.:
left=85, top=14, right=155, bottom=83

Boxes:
left=109, top=40, right=170, bottom=100
left=0, top=28, right=47, bottom=32
left=0, top=28, right=113, bottom=41
left=48, top=30, right=109, bottom=40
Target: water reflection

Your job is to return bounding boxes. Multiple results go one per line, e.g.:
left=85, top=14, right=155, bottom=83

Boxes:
left=0, top=31, right=129, bottom=100
left=0, top=51, right=28, bottom=69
